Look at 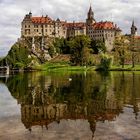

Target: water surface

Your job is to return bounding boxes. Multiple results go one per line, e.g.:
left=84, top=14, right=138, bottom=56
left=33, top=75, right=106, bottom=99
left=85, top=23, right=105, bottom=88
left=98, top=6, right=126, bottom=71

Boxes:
left=0, top=72, right=140, bottom=140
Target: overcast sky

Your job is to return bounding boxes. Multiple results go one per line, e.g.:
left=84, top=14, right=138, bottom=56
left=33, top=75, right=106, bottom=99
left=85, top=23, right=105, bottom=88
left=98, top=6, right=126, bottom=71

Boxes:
left=0, top=0, right=140, bottom=57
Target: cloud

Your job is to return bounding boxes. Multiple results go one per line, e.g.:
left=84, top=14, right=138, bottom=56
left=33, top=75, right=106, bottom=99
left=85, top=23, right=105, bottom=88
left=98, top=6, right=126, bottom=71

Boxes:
left=0, top=0, right=140, bottom=56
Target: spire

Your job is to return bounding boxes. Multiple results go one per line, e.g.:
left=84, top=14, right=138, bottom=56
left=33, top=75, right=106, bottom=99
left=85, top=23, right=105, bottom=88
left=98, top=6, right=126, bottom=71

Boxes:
left=88, top=0, right=93, bottom=16
left=29, top=11, right=32, bottom=15
left=88, top=5, right=94, bottom=19
left=131, top=20, right=137, bottom=36
left=29, top=11, right=32, bottom=17
left=89, top=5, right=92, bottom=12
left=89, top=0, right=92, bottom=8
left=86, top=4, right=96, bottom=25
left=132, top=20, right=135, bottom=27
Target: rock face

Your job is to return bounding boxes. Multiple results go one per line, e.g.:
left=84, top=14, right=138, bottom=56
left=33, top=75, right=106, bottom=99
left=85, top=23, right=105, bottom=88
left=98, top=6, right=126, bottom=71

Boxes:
left=0, top=37, right=56, bottom=69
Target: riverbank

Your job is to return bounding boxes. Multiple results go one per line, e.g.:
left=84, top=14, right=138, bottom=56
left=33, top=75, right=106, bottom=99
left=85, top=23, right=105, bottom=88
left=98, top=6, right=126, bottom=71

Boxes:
left=110, top=65, right=140, bottom=71
left=34, top=62, right=95, bottom=72
left=33, top=62, right=140, bottom=72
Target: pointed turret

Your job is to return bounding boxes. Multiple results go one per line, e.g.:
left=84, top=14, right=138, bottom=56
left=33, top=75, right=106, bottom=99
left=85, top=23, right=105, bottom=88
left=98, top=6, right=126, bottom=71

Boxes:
left=88, top=6, right=93, bottom=19
left=86, top=5, right=96, bottom=25
left=29, top=11, right=32, bottom=17
left=131, top=20, right=137, bottom=36
left=132, top=20, right=134, bottom=27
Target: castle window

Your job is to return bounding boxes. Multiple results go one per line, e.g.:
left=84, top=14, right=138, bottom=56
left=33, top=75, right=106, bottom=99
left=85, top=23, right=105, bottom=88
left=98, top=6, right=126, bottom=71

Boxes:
left=34, top=25, right=38, bottom=28
left=25, top=25, right=27, bottom=28
left=28, top=25, right=30, bottom=28
left=28, top=29, right=30, bottom=34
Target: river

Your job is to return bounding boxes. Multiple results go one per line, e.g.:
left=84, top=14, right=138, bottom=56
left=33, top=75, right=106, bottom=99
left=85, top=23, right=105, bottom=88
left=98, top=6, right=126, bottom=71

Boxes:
left=0, top=71, right=140, bottom=140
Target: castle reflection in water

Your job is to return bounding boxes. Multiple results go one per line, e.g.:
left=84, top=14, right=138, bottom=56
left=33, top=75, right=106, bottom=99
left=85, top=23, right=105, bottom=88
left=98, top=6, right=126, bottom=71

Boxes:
left=1, top=72, right=140, bottom=136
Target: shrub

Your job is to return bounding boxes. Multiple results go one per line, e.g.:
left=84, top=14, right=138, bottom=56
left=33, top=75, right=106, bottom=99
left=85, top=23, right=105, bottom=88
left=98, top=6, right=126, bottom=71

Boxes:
left=97, top=54, right=112, bottom=71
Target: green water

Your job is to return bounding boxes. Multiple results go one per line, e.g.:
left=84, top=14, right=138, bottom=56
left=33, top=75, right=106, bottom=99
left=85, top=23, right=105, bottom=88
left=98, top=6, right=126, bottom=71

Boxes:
left=0, top=71, right=140, bottom=140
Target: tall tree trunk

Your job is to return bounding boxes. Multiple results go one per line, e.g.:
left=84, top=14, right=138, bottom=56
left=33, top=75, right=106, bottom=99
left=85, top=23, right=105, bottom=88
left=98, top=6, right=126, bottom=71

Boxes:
left=132, top=52, right=135, bottom=68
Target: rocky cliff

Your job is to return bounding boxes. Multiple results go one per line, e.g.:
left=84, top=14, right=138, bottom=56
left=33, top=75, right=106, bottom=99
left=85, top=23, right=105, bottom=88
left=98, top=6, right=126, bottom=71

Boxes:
left=0, top=36, right=56, bottom=69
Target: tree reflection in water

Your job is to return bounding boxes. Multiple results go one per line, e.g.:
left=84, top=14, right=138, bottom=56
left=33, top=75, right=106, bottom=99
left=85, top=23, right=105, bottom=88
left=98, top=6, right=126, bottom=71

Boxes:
left=1, top=71, right=140, bottom=137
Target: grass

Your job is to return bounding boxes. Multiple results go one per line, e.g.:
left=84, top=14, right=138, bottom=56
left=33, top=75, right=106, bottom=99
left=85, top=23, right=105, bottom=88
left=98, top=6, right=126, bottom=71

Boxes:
left=34, top=61, right=96, bottom=72
left=110, top=65, right=140, bottom=71
left=34, top=61, right=140, bottom=72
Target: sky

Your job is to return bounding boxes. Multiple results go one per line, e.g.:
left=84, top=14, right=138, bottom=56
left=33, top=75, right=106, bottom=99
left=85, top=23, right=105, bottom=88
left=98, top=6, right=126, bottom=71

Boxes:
left=0, top=0, right=140, bottom=57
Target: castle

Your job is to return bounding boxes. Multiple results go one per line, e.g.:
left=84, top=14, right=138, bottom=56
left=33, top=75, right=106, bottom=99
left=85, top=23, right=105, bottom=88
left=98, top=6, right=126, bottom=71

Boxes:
left=21, top=5, right=122, bottom=51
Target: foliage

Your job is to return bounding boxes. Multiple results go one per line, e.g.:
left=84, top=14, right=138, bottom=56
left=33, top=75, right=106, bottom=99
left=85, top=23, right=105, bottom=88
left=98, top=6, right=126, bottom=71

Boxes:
left=48, top=44, right=56, bottom=57
left=129, top=35, right=140, bottom=68
left=97, top=54, right=112, bottom=71
left=3, top=43, right=31, bottom=68
left=69, top=35, right=92, bottom=66
left=91, top=39, right=106, bottom=54
left=53, top=38, right=70, bottom=54
left=113, top=36, right=130, bottom=68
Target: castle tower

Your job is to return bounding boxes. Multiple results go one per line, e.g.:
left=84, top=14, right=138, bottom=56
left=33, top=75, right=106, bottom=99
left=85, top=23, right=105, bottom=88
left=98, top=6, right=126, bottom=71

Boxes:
left=86, top=5, right=96, bottom=25
left=131, top=20, right=137, bottom=36
left=29, top=11, right=32, bottom=18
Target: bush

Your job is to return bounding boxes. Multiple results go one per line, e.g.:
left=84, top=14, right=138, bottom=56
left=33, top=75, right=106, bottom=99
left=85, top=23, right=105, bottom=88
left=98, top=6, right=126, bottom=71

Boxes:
left=97, top=54, right=112, bottom=71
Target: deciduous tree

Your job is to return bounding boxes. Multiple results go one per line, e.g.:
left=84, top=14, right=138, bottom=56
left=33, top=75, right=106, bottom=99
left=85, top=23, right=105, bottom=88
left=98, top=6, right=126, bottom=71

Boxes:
left=69, top=35, right=92, bottom=66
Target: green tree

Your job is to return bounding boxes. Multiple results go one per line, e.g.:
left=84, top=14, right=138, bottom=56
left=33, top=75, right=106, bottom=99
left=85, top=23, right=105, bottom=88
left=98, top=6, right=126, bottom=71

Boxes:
left=130, top=35, right=139, bottom=68
left=48, top=44, right=56, bottom=57
left=69, top=35, right=92, bottom=66
left=114, top=36, right=129, bottom=68
left=91, top=39, right=106, bottom=54
left=3, top=43, right=31, bottom=68
left=53, top=38, right=70, bottom=54
left=97, top=54, right=112, bottom=71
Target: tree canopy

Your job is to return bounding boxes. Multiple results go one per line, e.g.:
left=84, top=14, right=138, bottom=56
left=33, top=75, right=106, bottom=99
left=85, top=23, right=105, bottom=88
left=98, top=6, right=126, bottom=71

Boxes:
left=113, top=36, right=130, bottom=68
left=91, top=39, right=106, bottom=54
left=69, top=35, right=92, bottom=66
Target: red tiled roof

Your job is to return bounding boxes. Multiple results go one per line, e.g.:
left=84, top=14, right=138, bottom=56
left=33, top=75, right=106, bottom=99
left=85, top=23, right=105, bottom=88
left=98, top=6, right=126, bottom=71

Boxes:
left=31, top=16, right=53, bottom=24
left=93, top=21, right=121, bottom=30
left=30, top=17, right=121, bottom=31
